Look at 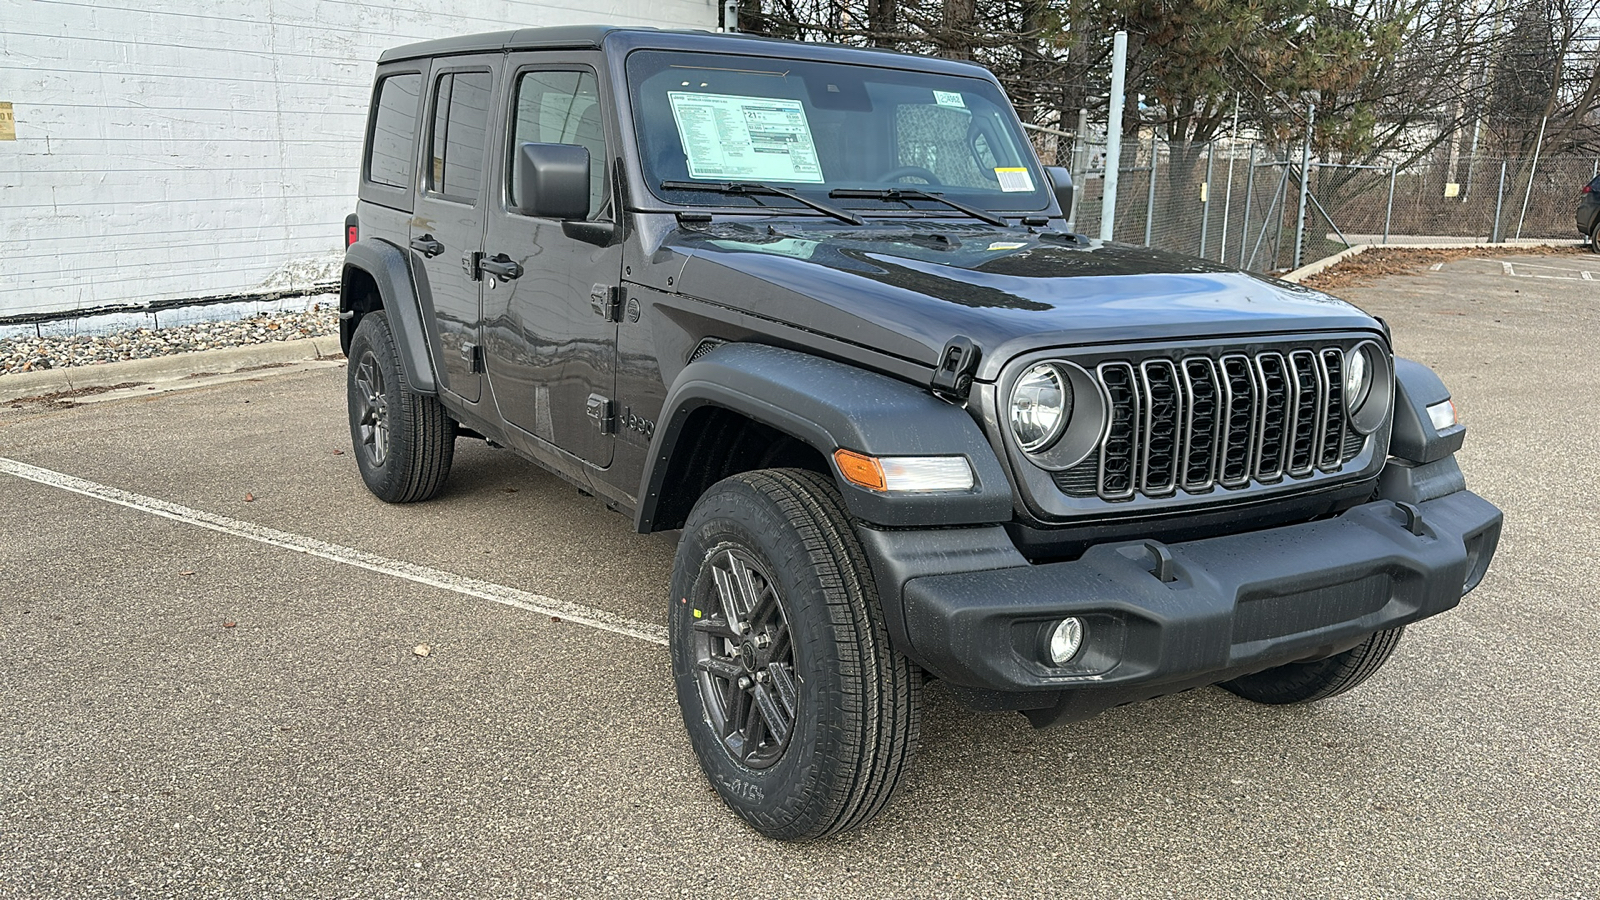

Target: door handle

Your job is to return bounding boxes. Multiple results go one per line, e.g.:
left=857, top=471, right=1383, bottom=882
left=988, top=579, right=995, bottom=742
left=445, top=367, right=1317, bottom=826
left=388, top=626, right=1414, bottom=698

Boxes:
left=480, top=254, right=523, bottom=281
left=410, top=234, right=445, bottom=258
left=411, top=234, right=445, bottom=258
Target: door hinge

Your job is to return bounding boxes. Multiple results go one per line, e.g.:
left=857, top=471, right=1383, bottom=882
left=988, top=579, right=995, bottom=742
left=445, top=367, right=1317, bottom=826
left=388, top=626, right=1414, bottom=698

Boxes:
left=586, top=394, right=615, bottom=434
left=461, top=251, right=483, bottom=282
left=931, top=335, right=981, bottom=401
left=462, top=342, right=484, bottom=374
left=590, top=283, right=623, bottom=322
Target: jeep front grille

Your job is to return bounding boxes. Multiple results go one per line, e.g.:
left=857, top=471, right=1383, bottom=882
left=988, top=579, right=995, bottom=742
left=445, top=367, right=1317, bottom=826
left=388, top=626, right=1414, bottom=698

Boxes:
left=1055, top=347, right=1364, bottom=501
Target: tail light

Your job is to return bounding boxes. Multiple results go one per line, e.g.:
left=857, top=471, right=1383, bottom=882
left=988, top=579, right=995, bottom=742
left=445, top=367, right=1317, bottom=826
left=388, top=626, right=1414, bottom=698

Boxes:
left=1584, top=185, right=1594, bottom=195
left=344, top=213, right=359, bottom=247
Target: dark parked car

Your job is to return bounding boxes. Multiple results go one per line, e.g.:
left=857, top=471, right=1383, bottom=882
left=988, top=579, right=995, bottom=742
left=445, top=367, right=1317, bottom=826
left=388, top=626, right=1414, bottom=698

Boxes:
left=1578, top=174, right=1600, bottom=249
left=340, top=26, right=1502, bottom=840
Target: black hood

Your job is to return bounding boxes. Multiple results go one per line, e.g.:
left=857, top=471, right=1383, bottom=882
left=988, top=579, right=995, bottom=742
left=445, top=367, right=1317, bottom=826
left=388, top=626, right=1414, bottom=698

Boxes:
left=668, top=220, right=1378, bottom=381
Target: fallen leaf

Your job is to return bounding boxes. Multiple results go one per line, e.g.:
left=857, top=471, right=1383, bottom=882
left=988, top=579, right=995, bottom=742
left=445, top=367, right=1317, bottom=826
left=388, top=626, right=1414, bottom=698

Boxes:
left=223, top=621, right=237, bottom=628
left=332, top=449, right=345, bottom=456
left=550, top=616, right=562, bottom=623
left=413, top=644, right=431, bottom=657
left=244, top=492, right=255, bottom=502
left=180, top=570, right=195, bottom=577
left=502, top=488, right=518, bottom=493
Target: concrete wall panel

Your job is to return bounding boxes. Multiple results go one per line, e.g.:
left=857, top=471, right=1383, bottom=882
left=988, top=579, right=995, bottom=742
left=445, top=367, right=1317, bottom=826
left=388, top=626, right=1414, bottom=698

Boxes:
left=0, top=0, right=716, bottom=318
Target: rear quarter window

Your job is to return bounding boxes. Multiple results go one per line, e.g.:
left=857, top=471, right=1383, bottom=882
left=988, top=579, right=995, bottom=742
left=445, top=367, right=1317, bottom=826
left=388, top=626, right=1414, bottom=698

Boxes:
left=367, top=73, right=422, bottom=189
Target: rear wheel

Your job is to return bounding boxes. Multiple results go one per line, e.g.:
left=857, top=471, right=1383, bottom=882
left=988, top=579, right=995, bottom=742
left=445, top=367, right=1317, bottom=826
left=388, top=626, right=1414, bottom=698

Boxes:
left=347, top=311, right=456, bottom=503
left=669, top=469, right=923, bottom=841
left=1588, top=221, right=1600, bottom=253
left=1220, top=627, right=1404, bottom=705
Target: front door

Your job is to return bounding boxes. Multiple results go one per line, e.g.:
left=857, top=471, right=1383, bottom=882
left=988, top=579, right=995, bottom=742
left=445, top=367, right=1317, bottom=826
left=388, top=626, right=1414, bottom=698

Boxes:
left=411, top=55, right=500, bottom=404
left=481, top=56, right=621, bottom=467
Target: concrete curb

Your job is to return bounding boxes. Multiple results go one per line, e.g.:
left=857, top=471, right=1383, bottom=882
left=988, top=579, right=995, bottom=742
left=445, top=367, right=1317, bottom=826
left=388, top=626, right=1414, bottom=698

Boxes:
left=0, top=335, right=343, bottom=403
left=1282, top=239, right=1580, bottom=283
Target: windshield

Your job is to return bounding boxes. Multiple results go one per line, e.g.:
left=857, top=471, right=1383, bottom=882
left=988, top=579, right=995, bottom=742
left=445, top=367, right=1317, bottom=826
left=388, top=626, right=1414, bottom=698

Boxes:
left=626, top=49, right=1050, bottom=216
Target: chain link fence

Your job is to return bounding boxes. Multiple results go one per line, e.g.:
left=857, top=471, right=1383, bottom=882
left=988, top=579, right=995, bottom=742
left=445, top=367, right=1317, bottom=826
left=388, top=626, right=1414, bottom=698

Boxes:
left=1030, top=131, right=1594, bottom=273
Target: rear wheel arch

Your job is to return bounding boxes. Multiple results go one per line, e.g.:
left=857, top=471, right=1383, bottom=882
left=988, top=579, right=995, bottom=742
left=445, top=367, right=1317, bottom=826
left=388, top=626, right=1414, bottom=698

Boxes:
left=341, top=239, right=439, bottom=395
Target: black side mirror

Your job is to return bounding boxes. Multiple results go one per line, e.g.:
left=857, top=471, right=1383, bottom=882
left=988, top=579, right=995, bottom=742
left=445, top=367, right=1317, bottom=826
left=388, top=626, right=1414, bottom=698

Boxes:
left=1044, top=166, right=1073, bottom=218
left=514, top=142, right=590, bottom=220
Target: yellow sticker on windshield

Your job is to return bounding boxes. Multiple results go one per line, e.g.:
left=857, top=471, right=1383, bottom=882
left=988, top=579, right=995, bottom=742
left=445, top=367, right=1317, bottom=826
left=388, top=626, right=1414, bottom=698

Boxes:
left=995, top=167, right=1034, bottom=193
left=987, top=242, right=1026, bottom=251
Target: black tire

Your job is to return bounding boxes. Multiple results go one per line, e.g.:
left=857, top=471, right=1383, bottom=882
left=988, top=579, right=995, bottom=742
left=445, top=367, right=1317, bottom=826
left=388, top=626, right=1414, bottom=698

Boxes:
left=1220, top=627, right=1405, bottom=705
left=669, top=469, right=923, bottom=841
left=1588, top=221, right=1600, bottom=253
left=347, top=310, right=456, bottom=503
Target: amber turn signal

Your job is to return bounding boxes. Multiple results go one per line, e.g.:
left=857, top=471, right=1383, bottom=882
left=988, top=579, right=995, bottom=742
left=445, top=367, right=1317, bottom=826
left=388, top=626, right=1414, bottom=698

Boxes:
left=833, top=449, right=888, bottom=492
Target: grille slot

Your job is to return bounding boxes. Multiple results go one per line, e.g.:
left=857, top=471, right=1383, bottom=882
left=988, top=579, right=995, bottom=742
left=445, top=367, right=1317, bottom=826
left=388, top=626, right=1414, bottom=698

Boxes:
left=1139, top=360, right=1182, bottom=496
left=1097, top=362, right=1140, bottom=500
left=1066, top=345, right=1368, bottom=502
left=1254, top=352, right=1290, bottom=482
left=1318, top=349, right=1347, bottom=469
left=1286, top=350, right=1322, bottom=476
left=1218, top=355, right=1256, bottom=487
left=1180, top=358, right=1221, bottom=492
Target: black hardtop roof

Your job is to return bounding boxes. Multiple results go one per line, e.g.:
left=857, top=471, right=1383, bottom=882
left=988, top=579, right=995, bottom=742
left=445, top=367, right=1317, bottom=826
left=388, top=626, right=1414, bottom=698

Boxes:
left=375, top=25, right=993, bottom=78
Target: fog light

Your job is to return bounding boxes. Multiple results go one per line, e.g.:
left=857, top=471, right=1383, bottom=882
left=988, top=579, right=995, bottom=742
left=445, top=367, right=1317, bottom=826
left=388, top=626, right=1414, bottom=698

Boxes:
left=1047, top=617, right=1084, bottom=665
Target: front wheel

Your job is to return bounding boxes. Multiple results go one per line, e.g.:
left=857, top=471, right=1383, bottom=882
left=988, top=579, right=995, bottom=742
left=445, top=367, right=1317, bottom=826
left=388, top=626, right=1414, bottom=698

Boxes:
left=1220, top=627, right=1405, bottom=705
left=669, top=469, right=923, bottom=841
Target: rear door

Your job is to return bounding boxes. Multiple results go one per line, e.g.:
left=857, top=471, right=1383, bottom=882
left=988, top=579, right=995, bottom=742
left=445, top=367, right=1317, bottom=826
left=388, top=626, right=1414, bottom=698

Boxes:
left=411, top=55, right=501, bottom=404
left=481, top=53, right=621, bottom=467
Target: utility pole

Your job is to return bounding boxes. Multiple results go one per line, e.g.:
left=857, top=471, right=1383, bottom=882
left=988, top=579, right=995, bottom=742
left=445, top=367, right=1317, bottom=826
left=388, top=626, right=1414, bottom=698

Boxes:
left=1100, top=31, right=1127, bottom=242
left=1292, top=99, right=1316, bottom=271
left=1218, top=93, right=1240, bottom=263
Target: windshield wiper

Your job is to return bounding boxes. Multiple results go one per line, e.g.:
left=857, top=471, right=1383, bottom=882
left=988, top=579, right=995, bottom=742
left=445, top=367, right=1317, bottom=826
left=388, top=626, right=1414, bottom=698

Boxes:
left=659, top=180, right=864, bottom=226
left=828, top=188, right=1008, bottom=228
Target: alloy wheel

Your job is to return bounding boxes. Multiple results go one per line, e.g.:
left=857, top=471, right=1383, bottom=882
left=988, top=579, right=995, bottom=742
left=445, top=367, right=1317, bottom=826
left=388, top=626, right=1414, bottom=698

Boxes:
left=692, top=546, right=798, bottom=769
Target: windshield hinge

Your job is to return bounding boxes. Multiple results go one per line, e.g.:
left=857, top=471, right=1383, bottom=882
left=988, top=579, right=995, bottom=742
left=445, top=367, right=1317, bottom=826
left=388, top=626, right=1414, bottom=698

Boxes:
left=930, top=336, right=981, bottom=402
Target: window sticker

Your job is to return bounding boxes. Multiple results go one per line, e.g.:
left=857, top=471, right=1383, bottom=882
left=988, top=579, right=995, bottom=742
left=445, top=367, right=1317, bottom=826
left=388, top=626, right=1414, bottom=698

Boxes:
left=932, top=90, right=967, bottom=109
left=994, top=167, right=1035, bottom=192
left=986, top=241, right=1027, bottom=251
left=667, top=91, right=825, bottom=183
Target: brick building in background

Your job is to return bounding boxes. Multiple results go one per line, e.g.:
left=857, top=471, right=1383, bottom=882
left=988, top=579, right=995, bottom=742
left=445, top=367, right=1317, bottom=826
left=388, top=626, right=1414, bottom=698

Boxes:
left=0, top=0, right=715, bottom=320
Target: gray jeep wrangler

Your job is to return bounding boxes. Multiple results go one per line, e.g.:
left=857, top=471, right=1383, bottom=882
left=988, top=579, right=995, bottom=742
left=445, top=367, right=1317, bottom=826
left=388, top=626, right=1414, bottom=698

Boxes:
left=341, top=25, right=1503, bottom=840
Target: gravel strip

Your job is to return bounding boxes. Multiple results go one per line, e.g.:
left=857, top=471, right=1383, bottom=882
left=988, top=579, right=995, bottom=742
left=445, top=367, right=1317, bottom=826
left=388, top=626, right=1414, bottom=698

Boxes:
left=0, top=303, right=339, bottom=376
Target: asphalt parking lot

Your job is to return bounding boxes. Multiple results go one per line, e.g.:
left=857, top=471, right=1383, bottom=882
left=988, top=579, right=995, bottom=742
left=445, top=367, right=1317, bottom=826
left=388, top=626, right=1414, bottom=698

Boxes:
left=2, top=252, right=1596, bottom=899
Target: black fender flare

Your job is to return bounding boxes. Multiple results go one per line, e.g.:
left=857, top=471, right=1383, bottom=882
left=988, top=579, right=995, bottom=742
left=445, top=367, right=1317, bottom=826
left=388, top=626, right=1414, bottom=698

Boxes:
left=1378, top=357, right=1472, bottom=506
left=1390, top=357, right=1465, bottom=464
left=636, top=343, right=1014, bottom=531
left=341, top=239, right=439, bottom=395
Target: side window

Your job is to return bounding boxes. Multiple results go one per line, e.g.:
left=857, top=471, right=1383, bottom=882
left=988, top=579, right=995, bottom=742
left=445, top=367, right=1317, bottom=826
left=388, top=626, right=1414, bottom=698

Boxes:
left=367, top=73, right=420, bottom=189
left=510, top=70, right=607, bottom=219
left=427, top=70, right=493, bottom=203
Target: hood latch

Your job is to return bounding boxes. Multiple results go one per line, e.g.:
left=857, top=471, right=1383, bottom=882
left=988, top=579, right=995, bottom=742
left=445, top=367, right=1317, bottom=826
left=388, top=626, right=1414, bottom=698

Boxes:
left=930, top=336, right=981, bottom=402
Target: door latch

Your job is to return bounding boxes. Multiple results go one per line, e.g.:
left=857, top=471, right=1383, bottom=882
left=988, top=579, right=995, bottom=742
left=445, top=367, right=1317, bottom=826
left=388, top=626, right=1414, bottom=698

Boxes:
left=590, top=284, right=622, bottom=322
left=586, top=394, right=615, bottom=434
left=461, top=342, right=484, bottom=374
left=461, top=251, right=483, bottom=281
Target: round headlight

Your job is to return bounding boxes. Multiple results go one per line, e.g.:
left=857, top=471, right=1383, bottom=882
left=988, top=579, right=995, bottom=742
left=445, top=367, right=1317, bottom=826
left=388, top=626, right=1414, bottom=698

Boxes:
left=1344, top=340, right=1392, bottom=435
left=1345, top=344, right=1373, bottom=411
left=1011, top=363, right=1070, bottom=452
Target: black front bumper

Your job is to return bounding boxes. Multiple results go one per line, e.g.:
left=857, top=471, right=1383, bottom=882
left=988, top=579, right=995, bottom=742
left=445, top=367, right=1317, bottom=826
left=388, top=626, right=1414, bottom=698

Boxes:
left=870, top=490, right=1501, bottom=726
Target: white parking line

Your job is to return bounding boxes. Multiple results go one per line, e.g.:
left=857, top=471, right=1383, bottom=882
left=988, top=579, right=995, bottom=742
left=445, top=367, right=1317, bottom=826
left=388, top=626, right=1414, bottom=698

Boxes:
left=0, top=456, right=668, bottom=646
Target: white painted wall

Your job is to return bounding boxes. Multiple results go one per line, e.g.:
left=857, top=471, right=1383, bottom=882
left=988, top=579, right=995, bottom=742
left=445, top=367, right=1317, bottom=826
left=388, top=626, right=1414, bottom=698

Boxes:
left=0, top=0, right=716, bottom=319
